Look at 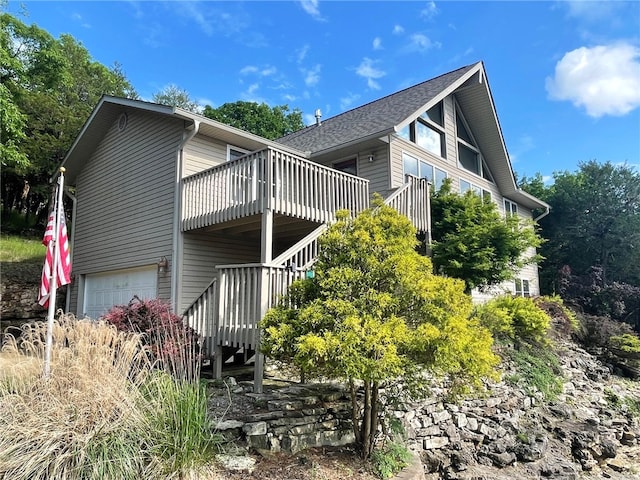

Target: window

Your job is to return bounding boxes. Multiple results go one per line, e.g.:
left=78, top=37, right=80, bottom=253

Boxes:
left=515, top=278, right=530, bottom=297
left=455, top=103, right=495, bottom=183
left=459, top=178, right=492, bottom=202
left=396, top=102, right=446, bottom=159
left=403, top=153, right=448, bottom=190
left=334, top=158, right=357, bottom=175
left=504, top=199, right=518, bottom=217
left=228, top=145, right=249, bottom=161
left=416, top=122, right=444, bottom=157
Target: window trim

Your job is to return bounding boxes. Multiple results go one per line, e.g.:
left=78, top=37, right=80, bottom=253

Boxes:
left=227, top=144, right=250, bottom=162
left=333, top=157, right=358, bottom=176
left=504, top=199, right=518, bottom=217
left=402, top=151, right=448, bottom=190
left=459, top=177, right=492, bottom=203
left=397, top=101, right=446, bottom=159
left=515, top=278, right=530, bottom=297
left=454, top=99, right=496, bottom=182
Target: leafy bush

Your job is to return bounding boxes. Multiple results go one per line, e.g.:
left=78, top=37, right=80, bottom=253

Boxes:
left=101, top=296, right=200, bottom=377
left=575, top=314, right=636, bottom=351
left=558, top=266, right=640, bottom=332
left=476, top=295, right=550, bottom=345
left=609, top=333, right=640, bottom=354
left=371, top=442, right=412, bottom=479
left=534, top=295, right=578, bottom=333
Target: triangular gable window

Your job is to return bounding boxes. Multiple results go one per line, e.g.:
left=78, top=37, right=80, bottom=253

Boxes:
left=455, top=103, right=494, bottom=183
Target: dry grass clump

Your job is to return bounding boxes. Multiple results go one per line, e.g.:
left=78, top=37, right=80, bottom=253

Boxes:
left=0, top=314, right=157, bottom=480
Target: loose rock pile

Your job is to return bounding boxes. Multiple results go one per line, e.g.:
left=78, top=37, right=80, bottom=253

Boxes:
left=209, top=337, right=639, bottom=479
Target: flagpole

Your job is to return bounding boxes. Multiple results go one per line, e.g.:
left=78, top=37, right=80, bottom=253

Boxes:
left=44, top=167, right=66, bottom=379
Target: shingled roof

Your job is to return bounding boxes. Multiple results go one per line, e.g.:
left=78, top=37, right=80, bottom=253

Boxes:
left=276, top=62, right=480, bottom=154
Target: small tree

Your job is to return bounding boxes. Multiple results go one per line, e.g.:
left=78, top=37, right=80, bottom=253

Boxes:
left=430, top=181, right=542, bottom=292
left=261, top=200, right=498, bottom=458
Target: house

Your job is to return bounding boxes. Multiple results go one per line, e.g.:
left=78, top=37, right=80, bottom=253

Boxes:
left=60, top=61, right=549, bottom=389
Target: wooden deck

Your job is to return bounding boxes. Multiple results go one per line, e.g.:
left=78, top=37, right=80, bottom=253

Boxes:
left=181, top=147, right=370, bottom=231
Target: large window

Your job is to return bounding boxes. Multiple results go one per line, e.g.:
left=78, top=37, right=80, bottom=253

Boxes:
left=403, top=153, right=448, bottom=190
left=504, top=199, right=518, bottom=217
left=515, top=278, right=530, bottom=297
left=397, top=102, right=446, bottom=158
left=459, top=178, right=492, bottom=202
left=228, top=145, right=249, bottom=161
left=455, top=104, right=494, bottom=183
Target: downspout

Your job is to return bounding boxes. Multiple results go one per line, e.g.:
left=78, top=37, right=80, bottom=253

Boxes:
left=534, top=206, right=550, bottom=223
left=64, top=188, right=77, bottom=313
left=171, top=119, right=200, bottom=311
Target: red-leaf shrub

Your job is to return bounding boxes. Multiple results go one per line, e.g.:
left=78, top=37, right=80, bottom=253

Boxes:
left=101, top=296, right=200, bottom=376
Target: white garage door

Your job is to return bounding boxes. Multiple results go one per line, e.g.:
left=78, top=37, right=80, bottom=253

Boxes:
left=83, top=266, right=157, bottom=319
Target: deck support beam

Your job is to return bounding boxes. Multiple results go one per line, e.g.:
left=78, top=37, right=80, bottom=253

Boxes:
left=254, top=207, right=273, bottom=393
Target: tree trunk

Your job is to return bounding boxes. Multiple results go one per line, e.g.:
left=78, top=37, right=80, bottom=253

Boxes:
left=361, top=381, right=372, bottom=458
left=349, top=379, right=362, bottom=446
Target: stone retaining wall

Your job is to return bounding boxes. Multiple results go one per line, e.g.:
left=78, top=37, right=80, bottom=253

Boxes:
left=214, top=383, right=355, bottom=454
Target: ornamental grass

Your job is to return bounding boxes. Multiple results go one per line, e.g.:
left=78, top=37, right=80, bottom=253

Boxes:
left=0, top=313, right=219, bottom=480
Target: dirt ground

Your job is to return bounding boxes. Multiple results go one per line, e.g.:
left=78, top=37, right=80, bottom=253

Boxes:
left=213, top=446, right=379, bottom=480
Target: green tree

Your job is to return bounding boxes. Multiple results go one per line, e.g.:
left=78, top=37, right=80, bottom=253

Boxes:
left=430, top=181, right=542, bottom=293
left=203, top=101, right=304, bottom=140
left=521, top=161, right=640, bottom=290
left=1, top=13, right=137, bottom=222
left=261, top=199, right=498, bottom=458
left=152, top=84, right=200, bottom=112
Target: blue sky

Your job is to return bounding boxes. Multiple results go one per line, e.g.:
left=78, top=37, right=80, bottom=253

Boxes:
left=7, top=0, right=640, bottom=181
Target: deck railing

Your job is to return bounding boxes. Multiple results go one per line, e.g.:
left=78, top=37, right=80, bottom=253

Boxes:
left=215, top=263, right=304, bottom=350
left=183, top=278, right=218, bottom=357
left=181, top=147, right=369, bottom=231
left=384, top=175, right=431, bottom=234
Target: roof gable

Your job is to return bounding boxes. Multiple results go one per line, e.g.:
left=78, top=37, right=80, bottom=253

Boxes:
left=276, top=63, right=480, bottom=154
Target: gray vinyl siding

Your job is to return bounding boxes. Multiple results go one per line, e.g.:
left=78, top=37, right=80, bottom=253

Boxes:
left=183, top=134, right=227, bottom=177
left=442, top=96, right=456, bottom=162
left=69, top=110, right=185, bottom=313
left=180, top=231, right=260, bottom=312
left=358, top=145, right=391, bottom=197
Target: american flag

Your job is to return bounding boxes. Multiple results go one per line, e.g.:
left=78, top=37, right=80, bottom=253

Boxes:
left=38, top=202, right=72, bottom=308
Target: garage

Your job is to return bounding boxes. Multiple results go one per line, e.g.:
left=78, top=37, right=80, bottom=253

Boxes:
left=82, top=266, right=157, bottom=319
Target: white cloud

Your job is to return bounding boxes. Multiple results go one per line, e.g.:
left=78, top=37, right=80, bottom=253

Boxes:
left=421, top=1, right=438, bottom=20
left=393, top=25, right=405, bottom=35
left=355, top=58, right=386, bottom=90
left=300, top=0, right=323, bottom=20
left=240, top=65, right=277, bottom=77
left=179, top=1, right=214, bottom=36
left=406, top=33, right=441, bottom=53
left=563, top=0, right=622, bottom=22
left=71, top=13, right=91, bottom=28
left=373, top=37, right=382, bottom=50
left=340, top=92, right=361, bottom=111
left=296, top=44, right=310, bottom=64
left=303, top=64, right=321, bottom=87
left=546, top=43, right=640, bottom=117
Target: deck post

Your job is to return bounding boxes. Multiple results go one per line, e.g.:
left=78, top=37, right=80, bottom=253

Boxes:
left=254, top=152, right=275, bottom=393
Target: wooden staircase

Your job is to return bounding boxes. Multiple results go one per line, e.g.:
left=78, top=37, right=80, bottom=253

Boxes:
left=183, top=175, right=431, bottom=389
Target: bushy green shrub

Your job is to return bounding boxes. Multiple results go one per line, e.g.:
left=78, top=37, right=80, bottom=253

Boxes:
left=476, top=295, right=550, bottom=344
left=609, top=333, right=640, bottom=354
left=371, top=442, right=412, bottom=479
